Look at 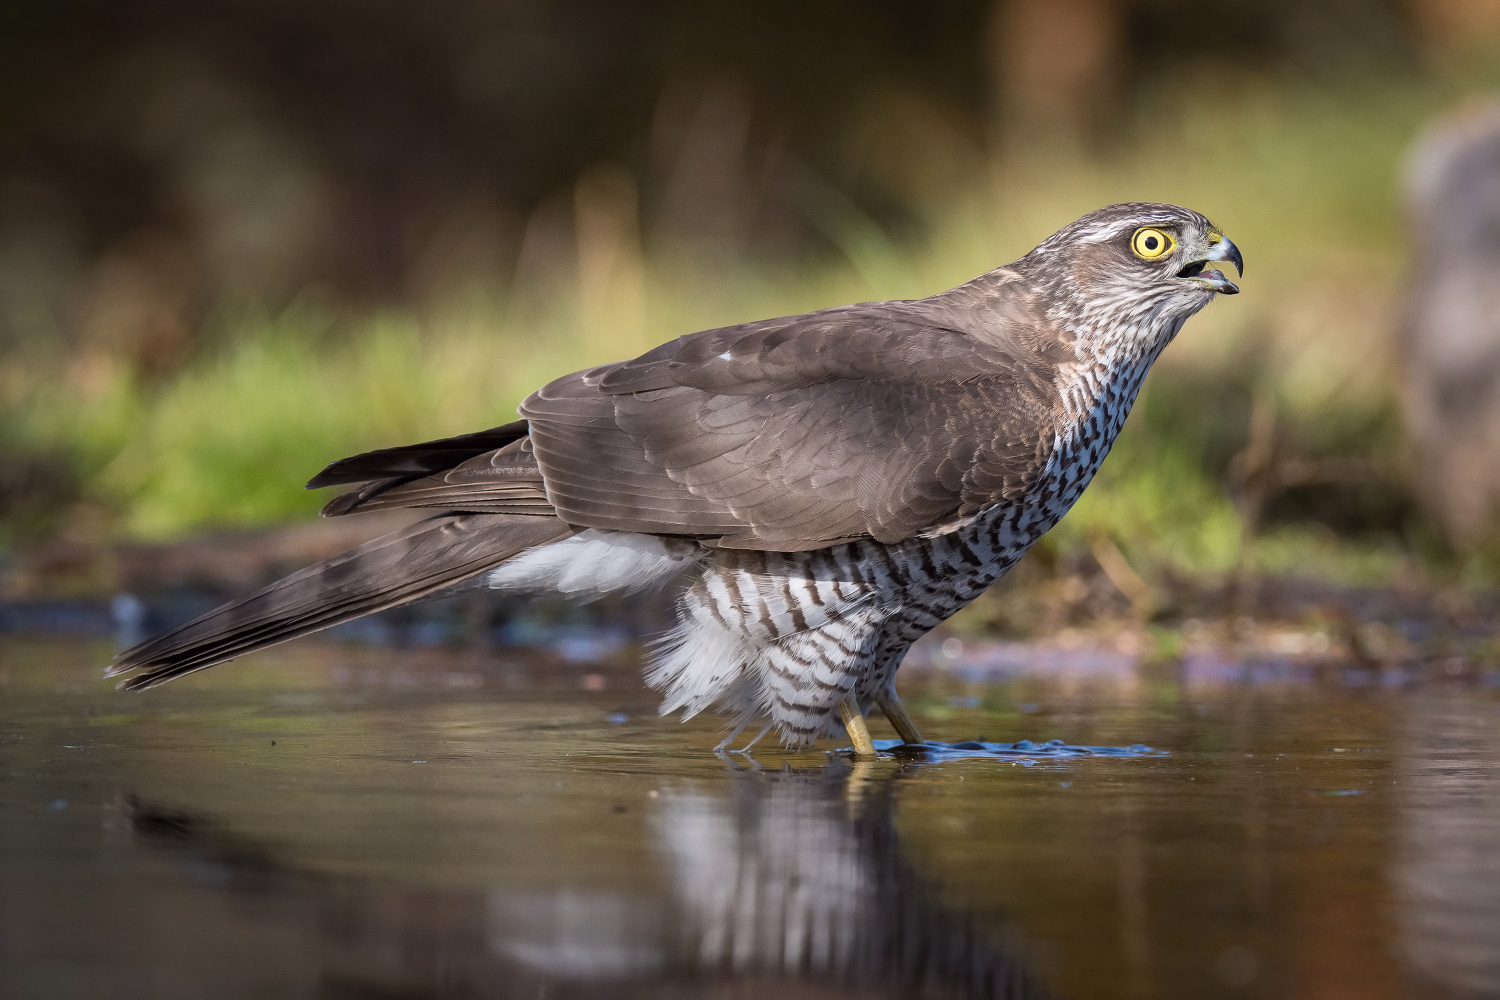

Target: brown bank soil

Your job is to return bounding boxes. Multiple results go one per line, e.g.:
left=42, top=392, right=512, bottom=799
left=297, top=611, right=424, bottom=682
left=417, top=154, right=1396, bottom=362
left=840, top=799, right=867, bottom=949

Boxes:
left=1, top=516, right=1497, bottom=690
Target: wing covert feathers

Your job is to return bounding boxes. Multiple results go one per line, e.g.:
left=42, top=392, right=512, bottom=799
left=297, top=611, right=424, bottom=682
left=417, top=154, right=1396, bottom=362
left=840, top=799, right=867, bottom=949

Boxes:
left=519, top=290, right=1069, bottom=549
left=107, top=514, right=572, bottom=689
left=310, top=278, right=1066, bottom=549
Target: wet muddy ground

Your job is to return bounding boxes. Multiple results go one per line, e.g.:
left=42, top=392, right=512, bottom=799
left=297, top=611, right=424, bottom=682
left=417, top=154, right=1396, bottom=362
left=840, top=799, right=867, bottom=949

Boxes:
left=2, top=625, right=1499, bottom=999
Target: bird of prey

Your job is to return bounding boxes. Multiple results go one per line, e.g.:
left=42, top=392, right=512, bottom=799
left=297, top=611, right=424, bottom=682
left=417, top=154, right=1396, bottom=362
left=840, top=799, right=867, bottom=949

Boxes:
left=108, top=203, right=1242, bottom=755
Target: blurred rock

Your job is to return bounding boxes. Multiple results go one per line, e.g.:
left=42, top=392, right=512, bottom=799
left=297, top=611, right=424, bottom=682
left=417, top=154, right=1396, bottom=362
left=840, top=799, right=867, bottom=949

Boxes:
left=1402, top=98, right=1500, bottom=548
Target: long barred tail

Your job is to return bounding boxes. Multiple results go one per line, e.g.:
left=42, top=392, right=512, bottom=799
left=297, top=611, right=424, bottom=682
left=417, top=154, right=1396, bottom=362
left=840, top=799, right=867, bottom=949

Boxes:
left=106, top=513, right=573, bottom=690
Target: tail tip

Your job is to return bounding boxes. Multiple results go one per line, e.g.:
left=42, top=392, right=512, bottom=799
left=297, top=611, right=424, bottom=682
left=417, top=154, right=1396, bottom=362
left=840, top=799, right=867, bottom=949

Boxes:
left=108, top=668, right=158, bottom=692
left=104, top=657, right=153, bottom=690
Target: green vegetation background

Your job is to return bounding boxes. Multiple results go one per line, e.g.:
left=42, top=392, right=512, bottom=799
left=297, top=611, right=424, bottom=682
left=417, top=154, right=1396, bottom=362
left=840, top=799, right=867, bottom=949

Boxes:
left=5, top=71, right=1498, bottom=590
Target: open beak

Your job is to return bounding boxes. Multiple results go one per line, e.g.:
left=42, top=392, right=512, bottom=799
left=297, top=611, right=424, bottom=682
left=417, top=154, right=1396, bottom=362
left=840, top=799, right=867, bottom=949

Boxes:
left=1176, top=235, right=1243, bottom=295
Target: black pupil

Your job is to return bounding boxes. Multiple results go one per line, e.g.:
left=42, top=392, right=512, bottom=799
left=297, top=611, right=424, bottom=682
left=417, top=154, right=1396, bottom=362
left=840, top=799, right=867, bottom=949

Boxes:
left=1144, top=236, right=1159, bottom=250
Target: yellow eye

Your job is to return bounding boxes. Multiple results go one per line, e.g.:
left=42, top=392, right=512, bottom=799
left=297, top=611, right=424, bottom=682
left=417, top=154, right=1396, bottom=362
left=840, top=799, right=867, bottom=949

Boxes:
left=1132, top=227, right=1175, bottom=259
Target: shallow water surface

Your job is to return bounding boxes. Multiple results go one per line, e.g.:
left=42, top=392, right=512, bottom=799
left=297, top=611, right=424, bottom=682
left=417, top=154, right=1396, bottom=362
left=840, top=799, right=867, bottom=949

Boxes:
left=2, top=637, right=1499, bottom=998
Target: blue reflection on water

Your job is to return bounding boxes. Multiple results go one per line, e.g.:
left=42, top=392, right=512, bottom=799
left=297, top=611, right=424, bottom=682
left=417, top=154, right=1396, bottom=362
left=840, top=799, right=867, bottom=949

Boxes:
left=867, top=738, right=1165, bottom=764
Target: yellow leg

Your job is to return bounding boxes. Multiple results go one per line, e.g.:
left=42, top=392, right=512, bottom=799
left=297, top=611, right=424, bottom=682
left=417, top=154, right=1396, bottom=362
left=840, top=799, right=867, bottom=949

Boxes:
left=876, top=692, right=924, bottom=745
left=838, top=696, right=877, bottom=757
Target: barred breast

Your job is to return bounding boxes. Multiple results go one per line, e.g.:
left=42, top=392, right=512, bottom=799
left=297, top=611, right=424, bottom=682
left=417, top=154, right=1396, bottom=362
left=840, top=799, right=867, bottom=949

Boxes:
left=646, top=352, right=1152, bottom=748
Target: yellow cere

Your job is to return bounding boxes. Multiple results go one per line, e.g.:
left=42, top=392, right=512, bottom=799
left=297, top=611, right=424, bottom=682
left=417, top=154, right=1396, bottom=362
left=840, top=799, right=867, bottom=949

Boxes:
left=1132, top=227, right=1175, bottom=260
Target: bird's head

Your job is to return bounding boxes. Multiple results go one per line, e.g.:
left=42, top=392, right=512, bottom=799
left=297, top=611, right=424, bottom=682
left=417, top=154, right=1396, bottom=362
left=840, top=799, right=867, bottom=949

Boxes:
left=1016, top=202, right=1243, bottom=351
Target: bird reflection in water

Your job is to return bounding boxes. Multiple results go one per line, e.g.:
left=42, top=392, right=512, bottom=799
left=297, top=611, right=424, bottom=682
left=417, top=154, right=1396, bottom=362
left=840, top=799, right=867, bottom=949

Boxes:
left=124, top=760, right=1050, bottom=999
left=653, top=759, right=1050, bottom=998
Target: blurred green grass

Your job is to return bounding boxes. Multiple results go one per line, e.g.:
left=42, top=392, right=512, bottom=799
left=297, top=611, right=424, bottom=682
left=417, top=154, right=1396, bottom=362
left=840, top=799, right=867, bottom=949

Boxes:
left=6, top=69, right=1499, bottom=588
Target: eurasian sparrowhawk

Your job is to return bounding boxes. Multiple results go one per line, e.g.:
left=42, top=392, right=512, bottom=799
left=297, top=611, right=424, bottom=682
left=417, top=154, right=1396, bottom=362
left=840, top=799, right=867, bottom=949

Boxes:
left=109, top=203, right=1243, bottom=754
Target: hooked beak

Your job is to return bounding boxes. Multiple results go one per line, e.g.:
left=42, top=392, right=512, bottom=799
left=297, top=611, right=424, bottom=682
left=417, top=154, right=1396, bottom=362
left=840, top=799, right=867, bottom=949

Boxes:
left=1176, top=234, right=1243, bottom=295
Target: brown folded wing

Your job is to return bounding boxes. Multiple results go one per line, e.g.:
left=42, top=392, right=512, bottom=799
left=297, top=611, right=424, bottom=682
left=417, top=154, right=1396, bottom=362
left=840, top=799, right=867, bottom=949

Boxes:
left=316, top=288, right=1069, bottom=551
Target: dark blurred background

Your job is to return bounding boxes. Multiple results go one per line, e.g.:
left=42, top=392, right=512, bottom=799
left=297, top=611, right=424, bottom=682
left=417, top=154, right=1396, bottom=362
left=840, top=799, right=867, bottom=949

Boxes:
left=5, top=0, right=1500, bottom=608
left=0, top=0, right=1421, bottom=324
